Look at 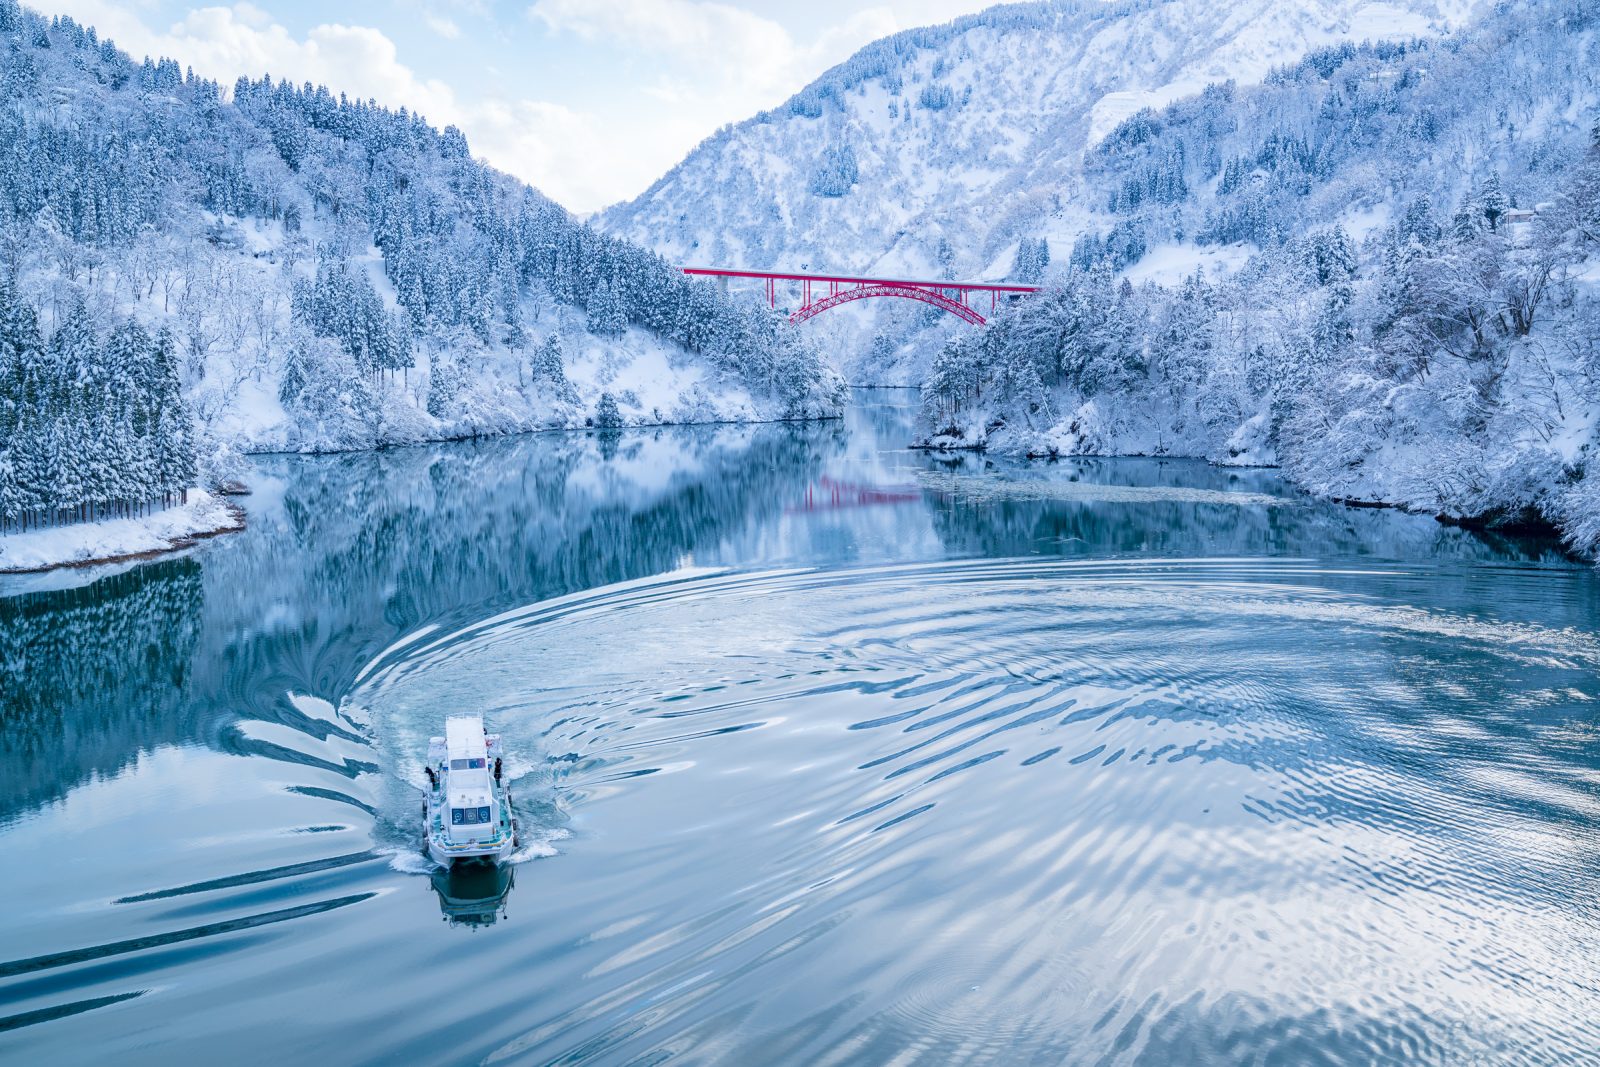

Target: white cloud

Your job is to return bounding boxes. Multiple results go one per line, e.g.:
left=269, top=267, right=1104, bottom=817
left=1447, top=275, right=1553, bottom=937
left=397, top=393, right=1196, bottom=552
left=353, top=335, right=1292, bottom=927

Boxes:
left=29, top=1, right=631, bottom=208
left=531, top=0, right=898, bottom=108
left=28, top=0, right=930, bottom=211
left=425, top=15, right=462, bottom=40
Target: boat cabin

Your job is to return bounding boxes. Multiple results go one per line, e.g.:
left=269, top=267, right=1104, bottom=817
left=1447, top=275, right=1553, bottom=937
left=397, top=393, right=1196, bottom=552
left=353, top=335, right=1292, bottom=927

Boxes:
left=443, top=716, right=497, bottom=844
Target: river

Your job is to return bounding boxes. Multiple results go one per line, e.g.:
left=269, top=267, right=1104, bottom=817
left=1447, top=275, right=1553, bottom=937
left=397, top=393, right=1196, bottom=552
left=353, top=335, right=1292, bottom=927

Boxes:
left=2, top=390, right=1598, bottom=1064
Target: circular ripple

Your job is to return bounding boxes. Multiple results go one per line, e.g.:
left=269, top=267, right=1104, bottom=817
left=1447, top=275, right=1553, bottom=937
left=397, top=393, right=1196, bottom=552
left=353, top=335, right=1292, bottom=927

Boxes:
left=346, top=558, right=1600, bottom=1063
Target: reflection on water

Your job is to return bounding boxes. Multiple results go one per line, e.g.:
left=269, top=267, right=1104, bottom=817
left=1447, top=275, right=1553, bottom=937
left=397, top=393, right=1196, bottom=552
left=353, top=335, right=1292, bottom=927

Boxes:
left=2, top=391, right=1597, bottom=1064
left=431, top=864, right=515, bottom=929
left=0, top=559, right=205, bottom=820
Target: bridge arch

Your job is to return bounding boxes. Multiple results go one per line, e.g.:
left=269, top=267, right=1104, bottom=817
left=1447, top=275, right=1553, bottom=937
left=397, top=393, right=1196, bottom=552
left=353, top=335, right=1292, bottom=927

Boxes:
left=790, top=283, right=987, bottom=326
left=681, top=267, right=1038, bottom=328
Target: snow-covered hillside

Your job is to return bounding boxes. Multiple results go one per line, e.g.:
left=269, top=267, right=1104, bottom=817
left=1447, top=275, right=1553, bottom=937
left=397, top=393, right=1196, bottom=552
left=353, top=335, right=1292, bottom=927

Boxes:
left=913, top=0, right=1600, bottom=549
left=0, top=1, right=843, bottom=462
left=601, top=0, right=1478, bottom=343
left=0, top=0, right=847, bottom=560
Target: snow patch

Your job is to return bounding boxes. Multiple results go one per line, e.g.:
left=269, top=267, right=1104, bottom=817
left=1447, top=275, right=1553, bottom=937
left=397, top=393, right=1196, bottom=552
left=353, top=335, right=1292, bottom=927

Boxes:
left=1123, top=242, right=1255, bottom=287
left=1089, top=81, right=1208, bottom=147
left=0, top=490, right=242, bottom=573
left=1347, top=3, right=1437, bottom=39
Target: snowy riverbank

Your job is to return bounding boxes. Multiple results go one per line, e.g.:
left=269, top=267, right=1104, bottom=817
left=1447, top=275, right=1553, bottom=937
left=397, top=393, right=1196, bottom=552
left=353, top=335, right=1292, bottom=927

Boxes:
left=0, top=491, right=244, bottom=574
left=910, top=421, right=1577, bottom=546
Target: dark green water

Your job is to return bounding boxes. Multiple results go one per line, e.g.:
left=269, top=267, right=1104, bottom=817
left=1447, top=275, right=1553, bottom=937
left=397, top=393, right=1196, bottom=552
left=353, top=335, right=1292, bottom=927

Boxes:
left=3, top=390, right=1598, bottom=1064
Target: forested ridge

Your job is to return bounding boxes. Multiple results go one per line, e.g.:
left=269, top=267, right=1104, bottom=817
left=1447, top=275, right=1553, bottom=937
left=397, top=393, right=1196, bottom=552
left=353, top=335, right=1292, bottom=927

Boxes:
left=918, top=0, right=1600, bottom=551
left=601, top=0, right=1476, bottom=386
left=0, top=282, right=195, bottom=531
left=0, top=0, right=842, bottom=535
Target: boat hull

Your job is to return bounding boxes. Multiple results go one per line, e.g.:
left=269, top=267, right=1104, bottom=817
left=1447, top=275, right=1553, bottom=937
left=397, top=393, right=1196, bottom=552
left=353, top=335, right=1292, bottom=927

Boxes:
left=426, top=833, right=517, bottom=869
left=424, top=794, right=517, bottom=868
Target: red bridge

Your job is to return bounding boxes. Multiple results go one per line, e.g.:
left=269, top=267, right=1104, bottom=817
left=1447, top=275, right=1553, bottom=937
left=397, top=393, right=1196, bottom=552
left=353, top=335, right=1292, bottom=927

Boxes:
left=682, top=267, right=1038, bottom=326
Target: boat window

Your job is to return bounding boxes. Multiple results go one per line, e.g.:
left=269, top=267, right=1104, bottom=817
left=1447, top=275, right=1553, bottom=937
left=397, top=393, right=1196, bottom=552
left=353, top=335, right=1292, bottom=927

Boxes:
left=452, top=807, right=490, bottom=826
left=478, top=806, right=491, bottom=824
left=450, top=758, right=486, bottom=770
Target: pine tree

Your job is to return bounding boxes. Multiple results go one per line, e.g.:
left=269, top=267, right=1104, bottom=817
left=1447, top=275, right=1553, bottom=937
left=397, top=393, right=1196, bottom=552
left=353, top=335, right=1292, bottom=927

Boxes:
left=0, top=445, right=17, bottom=532
left=534, top=334, right=566, bottom=383
left=593, top=392, right=623, bottom=428
left=427, top=354, right=462, bottom=418
left=810, top=143, right=859, bottom=197
left=1011, top=238, right=1038, bottom=282
left=588, top=280, right=626, bottom=337
left=47, top=418, right=83, bottom=521
left=1012, top=237, right=1053, bottom=282
left=1400, top=197, right=1439, bottom=244
left=17, top=413, right=46, bottom=528
left=1477, top=172, right=1509, bottom=232
left=997, top=338, right=1052, bottom=428
left=81, top=411, right=118, bottom=518
left=279, top=341, right=307, bottom=405
left=870, top=332, right=895, bottom=367
left=157, top=402, right=197, bottom=503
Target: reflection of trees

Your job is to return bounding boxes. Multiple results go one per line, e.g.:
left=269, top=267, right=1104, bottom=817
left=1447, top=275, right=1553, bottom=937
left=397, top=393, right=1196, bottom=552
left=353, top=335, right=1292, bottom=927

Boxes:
left=205, top=423, right=842, bottom=685
left=918, top=456, right=1573, bottom=563
left=173, top=420, right=844, bottom=777
left=3, top=422, right=844, bottom=824
left=852, top=391, right=921, bottom=446
left=0, top=560, right=204, bottom=820
left=5, top=403, right=1581, bottom=828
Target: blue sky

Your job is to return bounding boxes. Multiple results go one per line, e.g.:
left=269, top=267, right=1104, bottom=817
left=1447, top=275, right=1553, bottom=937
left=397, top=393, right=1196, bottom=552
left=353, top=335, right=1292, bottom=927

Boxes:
left=34, top=0, right=996, bottom=212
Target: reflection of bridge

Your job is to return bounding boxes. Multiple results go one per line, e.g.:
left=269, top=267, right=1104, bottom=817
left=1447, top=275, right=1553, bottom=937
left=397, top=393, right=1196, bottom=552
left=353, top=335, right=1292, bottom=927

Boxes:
left=789, top=476, right=923, bottom=514
left=682, top=267, right=1039, bottom=326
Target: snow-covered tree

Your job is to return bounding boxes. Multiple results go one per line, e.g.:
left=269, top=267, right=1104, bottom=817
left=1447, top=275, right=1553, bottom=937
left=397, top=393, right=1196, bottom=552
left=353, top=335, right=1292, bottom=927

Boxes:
left=1476, top=172, right=1510, bottom=232
left=587, top=279, right=627, bottom=337
left=810, top=143, right=859, bottom=197
left=593, top=391, right=622, bottom=428
left=0, top=3, right=840, bottom=526
left=0, top=282, right=197, bottom=530
left=1010, top=237, right=1051, bottom=282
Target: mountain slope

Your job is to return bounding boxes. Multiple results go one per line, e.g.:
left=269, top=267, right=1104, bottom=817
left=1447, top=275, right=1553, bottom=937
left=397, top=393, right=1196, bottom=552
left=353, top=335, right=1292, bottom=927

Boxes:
left=914, top=0, right=1600, bottom=548
left=601, top=0, right=1477, bottom=290
left=0, top=0, right=843, bottom=477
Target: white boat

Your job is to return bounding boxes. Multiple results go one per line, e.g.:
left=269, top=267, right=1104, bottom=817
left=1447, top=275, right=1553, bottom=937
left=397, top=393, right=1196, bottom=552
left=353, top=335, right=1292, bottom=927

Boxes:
left=423, top=715, right=517, bottom=868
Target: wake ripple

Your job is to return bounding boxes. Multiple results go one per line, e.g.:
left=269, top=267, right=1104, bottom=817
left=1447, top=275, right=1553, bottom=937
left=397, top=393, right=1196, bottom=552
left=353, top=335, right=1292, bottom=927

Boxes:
left=339, top=558, right=1600, bottom=1064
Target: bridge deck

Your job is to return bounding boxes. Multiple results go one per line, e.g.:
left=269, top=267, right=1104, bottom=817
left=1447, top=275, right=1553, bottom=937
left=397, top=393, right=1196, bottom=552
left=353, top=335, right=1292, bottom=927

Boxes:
left=681, top=267, right=1039, bottom=294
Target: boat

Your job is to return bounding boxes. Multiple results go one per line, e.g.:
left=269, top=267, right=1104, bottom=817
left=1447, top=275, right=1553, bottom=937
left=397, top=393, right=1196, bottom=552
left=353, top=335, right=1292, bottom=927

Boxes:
left=423, top=715, right=517, bottom=868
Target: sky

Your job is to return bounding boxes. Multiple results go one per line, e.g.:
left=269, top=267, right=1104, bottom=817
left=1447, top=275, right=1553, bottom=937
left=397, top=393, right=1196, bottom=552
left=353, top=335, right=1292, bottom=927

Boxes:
left=32, top=0, right=998, bottom=213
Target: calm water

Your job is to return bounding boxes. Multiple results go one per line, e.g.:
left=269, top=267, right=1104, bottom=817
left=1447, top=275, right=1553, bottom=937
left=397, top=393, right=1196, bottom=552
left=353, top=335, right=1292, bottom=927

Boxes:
left=3, top=391, right=1599, bottom=1065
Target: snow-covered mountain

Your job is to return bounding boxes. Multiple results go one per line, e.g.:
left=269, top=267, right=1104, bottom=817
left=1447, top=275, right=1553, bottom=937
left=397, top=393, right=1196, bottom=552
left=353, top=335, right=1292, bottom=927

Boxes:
left=911, top=0, right=1600, bottom=548
left=0, top=0, right=842, bottom=470
left=0, top=0, right=848, bottom=550
left=610, top=0, right=1600, bottom=552
left=601, top=0, right=1477, bottom=288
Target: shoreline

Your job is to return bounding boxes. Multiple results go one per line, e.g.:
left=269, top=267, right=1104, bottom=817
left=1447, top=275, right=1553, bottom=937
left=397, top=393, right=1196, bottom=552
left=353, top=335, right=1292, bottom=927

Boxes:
left=0, top=494, right=247, bottom=576
left=237, top=409, right=849, bottom=459
left=1, top=408, right=856, bottom=578
left=912, top=436, right=1579, bottom=553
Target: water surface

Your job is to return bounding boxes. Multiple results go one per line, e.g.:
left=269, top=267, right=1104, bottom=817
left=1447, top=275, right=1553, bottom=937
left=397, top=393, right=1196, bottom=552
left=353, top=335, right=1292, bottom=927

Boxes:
left=3, top=391, right=1597, bottom=1064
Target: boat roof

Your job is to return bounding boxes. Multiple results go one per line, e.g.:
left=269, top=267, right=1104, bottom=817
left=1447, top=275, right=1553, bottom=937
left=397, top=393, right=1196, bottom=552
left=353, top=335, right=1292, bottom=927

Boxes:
left=445, top=716, right=488, bottom=760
